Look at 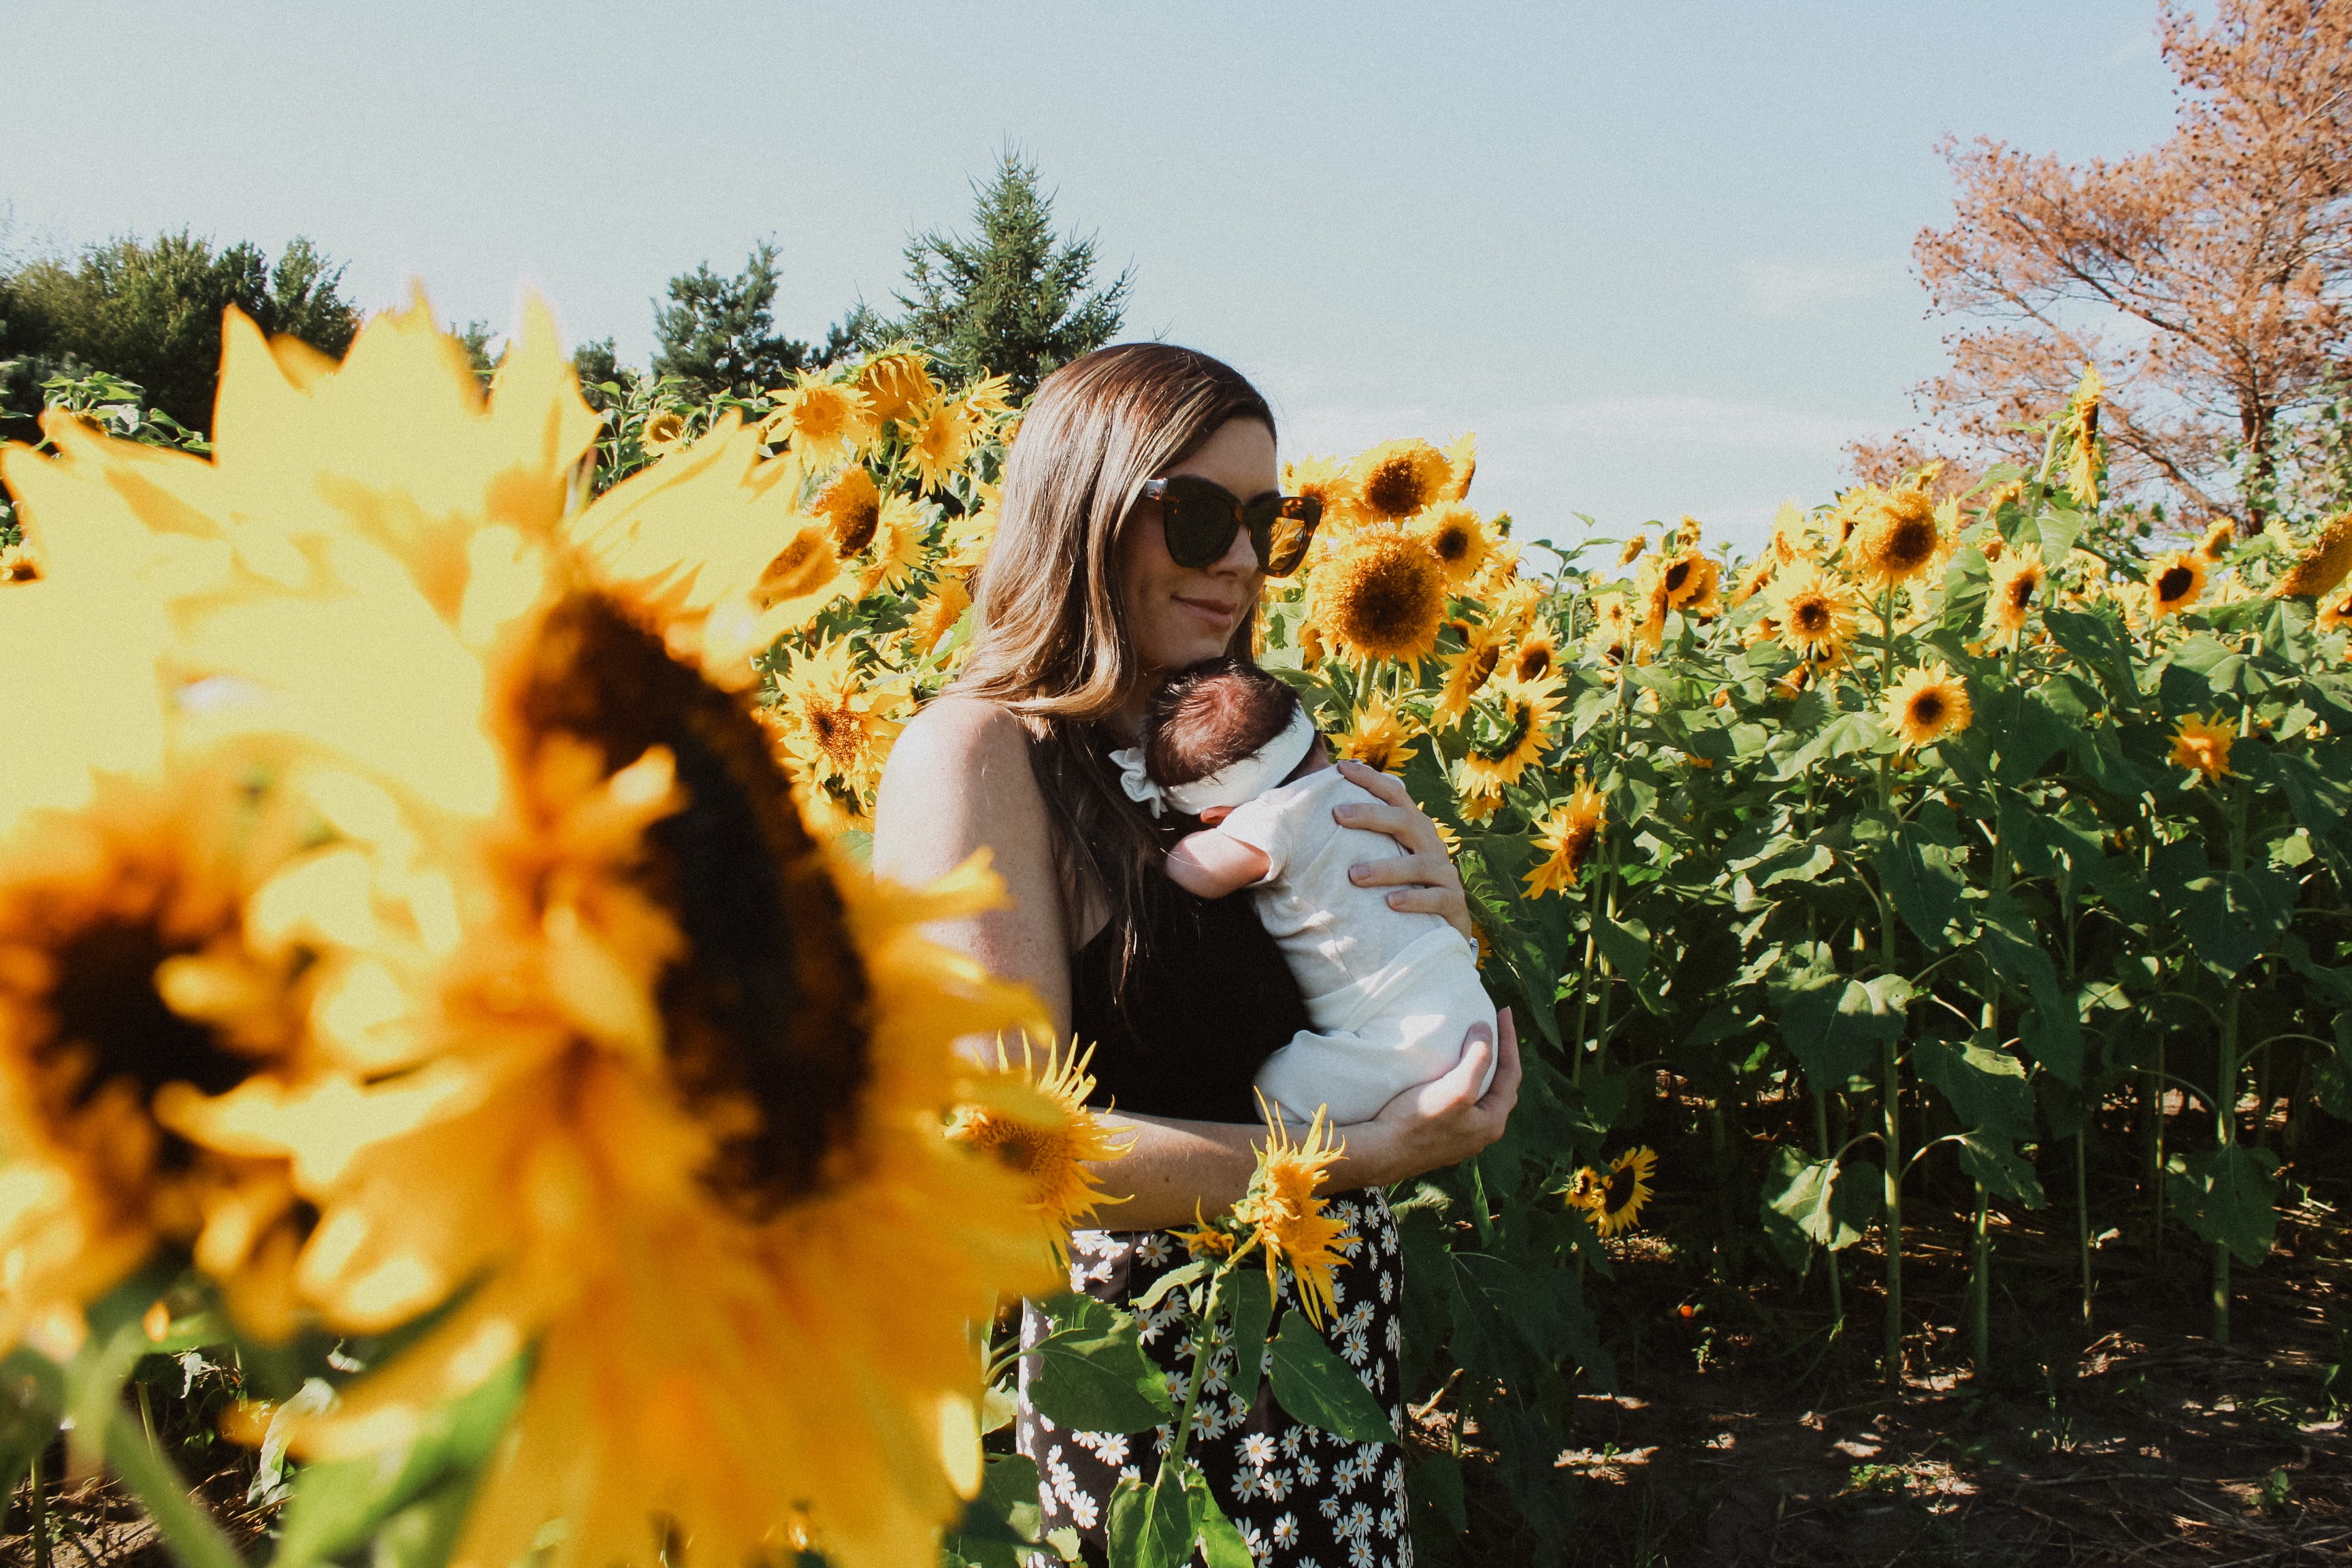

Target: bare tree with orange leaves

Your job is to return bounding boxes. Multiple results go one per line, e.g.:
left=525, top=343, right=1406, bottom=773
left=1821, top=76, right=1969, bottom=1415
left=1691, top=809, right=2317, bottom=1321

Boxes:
left=1865, top=0, right=2352, bottom=529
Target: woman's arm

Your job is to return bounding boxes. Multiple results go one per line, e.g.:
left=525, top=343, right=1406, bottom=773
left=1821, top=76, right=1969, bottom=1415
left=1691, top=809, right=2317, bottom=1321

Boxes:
left=872, top=698, right=1073, bottom=1042
left=1330, top=760, right=1476, bottom=943
left=1093, top=1009, right=1522, bottom=1230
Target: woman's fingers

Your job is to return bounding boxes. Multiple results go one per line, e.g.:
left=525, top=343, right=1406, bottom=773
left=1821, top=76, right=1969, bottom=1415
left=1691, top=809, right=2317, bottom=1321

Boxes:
left=1334, top=759, right=1414, bottom=808
left=1479, top=1009, right=1523, bottom=1115
left=1348, top=848, right=1444, bottom=887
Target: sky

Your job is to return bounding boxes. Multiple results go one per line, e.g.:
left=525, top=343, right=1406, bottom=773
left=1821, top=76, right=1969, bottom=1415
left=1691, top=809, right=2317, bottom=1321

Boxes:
left=0, top=3, right=2188, bottom=556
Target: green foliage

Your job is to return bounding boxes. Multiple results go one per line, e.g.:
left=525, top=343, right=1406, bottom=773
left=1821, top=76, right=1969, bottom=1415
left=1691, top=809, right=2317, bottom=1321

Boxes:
left=651, top=240, right=851, bottom=398
left=1, top=230, right=357, bottom=430
left=875, top=148, right=1131, bottom=396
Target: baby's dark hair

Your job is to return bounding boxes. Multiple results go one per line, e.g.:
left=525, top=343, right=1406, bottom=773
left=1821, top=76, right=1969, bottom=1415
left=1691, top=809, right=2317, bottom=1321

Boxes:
left=1142, top=656, right=1302, bottom=788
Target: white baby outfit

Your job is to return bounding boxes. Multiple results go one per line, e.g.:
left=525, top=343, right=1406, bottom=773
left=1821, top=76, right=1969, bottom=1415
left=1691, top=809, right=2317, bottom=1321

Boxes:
left=1216, top=767, right=1497, bottom=1126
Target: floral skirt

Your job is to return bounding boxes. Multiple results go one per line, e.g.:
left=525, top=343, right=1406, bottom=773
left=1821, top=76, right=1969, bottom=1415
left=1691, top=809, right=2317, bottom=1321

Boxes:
left=1016, top=1188, right=1411, bottom=1568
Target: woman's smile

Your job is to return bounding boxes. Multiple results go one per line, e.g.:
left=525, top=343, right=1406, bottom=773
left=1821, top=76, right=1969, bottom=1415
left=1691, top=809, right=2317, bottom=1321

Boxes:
left=1173, top=591, right=1239, bottom=629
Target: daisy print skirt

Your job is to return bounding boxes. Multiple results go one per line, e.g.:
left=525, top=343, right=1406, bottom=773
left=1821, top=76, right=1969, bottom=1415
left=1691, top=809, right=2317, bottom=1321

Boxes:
left=1015, top=1188, right=1411, bottom=1568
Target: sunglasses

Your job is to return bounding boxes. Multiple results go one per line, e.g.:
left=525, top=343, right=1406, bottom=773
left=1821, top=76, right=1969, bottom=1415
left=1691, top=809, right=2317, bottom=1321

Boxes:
left=1140, top=475, right=1324, bottom=577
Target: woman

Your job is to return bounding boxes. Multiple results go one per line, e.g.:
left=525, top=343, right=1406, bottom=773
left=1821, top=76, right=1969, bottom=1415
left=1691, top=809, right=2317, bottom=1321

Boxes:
left=874, top=344, right=1518, bottom=1567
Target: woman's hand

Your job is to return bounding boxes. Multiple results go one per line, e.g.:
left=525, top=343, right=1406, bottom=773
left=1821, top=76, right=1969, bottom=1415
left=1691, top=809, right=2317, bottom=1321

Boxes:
left=1341, top=1009, right=1522, bottom=1187
left=1333, top=760, right=1475, bottom=944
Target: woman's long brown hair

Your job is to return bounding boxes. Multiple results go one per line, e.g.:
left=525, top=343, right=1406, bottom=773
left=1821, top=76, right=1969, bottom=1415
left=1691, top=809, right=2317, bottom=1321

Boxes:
left=951, top=343, right=1274, bottom=968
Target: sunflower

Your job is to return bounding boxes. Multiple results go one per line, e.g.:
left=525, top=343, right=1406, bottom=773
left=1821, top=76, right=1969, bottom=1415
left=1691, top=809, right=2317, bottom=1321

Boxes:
left=938, top=490, right=997, bottom=577
left=1675, top=514, right=1705, bottom=551
left=1305, top=527, right=1449, bottom=666
left=19, top=297, right=1056, bottom=1568
left=2201, top=519, right=2239, bottom=561
left=810, top=465, right=885, bottom=556
left=2319, top=583, right=2352, bottom=634
left=2147, top=550, right=2208, bottom=620
left=1763, top=562, right=1855, bottom=666
left=1349, top=438, right=1451, bottom=523
left=2062, top=365, right=2104, bottom=510
left=1650, top=547, right=1721, bottom=618
left=1432, top=619, right=1508, bottom=728
left=1457, top=676, right=1561, bottom=800
left=900, top=399, right=977, bottom=493
left=1580, top=1147, right=1658, bottom=1238
left=770, top=637, right=911, bottom=804
left=1232, top=1103, right=1350, bottom=1328
left=904, top=573, right=973, bottom=662
left=1414, top=500, right=1492, bottom=585
left=642, top=408, right=688, bottom=456
left=566, top=416, right=852, bottom=689
left=1281, top=454, right=1361, bottom=542
left=949, top=1038, right=1133, bottom=1267
left=0, top=770, right=331, bottom=1355
left=758, top=378, right=876, bottom=466
left=1618, top=534, right=1648, bottom=567
left=1439, top=431, right=1477, bottom=501
left=2274, top=511, right=2352, bottom=600
left=855, top=352, right=938, bottom=427
left=1523, top=774, right=1604, bottom=898
left=1984, top=545, right=2045, bottom=648
left=2169, top=712, right=2236, bottom=783
left=1507, top=623, right=1563, bottom=687
left=1587, top=591, right=1635, bottom=665
left=1330, top=691, right=1420, bottom=773
left=1846, top=487, right=1949, bottom=594
left=1881, top=663, right=1973, bottom=751
left=857, top=493, right=932, bottom=597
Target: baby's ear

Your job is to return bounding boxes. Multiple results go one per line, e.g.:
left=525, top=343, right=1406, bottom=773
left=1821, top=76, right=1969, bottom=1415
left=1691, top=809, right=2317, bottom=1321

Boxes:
left=1198, top=804, right=1237, bottom=826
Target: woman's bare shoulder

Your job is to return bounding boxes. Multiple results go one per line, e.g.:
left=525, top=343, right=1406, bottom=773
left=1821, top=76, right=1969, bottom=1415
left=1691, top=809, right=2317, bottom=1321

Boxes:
left=889, top=696, right=1034, bottom=780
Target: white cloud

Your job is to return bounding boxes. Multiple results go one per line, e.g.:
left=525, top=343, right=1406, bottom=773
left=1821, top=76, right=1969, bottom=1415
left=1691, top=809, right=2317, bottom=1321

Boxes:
left=1740, top=259, right=1903, bottom=317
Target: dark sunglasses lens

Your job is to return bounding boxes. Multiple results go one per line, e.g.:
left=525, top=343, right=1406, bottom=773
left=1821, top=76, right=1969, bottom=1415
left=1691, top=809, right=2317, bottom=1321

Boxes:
left=1158, top=476, right=1241, bottom=568
left=1256, top=496, right=1322, bottom=576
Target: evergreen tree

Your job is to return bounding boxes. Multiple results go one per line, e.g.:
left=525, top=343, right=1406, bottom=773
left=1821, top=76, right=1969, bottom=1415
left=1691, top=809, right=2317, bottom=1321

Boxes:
left=881, top=150, right=1132, bottom=396
left=650, top=242, right=819, bottom=398
left=0, top=231, right=359, bottom=431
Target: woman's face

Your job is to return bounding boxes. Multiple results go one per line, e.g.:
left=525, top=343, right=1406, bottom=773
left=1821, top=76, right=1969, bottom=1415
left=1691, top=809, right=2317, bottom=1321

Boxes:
left=1118, top=416, right=1277, bottom=683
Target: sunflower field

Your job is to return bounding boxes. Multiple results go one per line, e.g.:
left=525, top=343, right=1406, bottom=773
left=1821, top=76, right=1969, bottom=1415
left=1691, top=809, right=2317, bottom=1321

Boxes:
left=2, top=309, right=2350, bottom=1568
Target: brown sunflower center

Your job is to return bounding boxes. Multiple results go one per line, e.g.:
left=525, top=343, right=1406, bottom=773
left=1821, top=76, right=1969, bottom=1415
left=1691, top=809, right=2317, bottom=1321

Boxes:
left=1602, top=1163, right=1638, bottom=1212
left=46, top=918, right=254, bottom=1170
left=1663, top=559, right=1693, bottom=597
left=1434, top=526, right=1472, bottom=563
left=831, top=500, right=881, bottom=557
left=2006, top=572, right=2038, bottom=612
left=514, top=591, right=871, bottom=1217
left=1470, top=643, right=1501, bottom=687
left=1361, top=459, right=1429, bottom=519
left=808, top=702, right=864, bottom=770
left=1793, top=598, right=1831, bottom=634
left=1516, top=644, right=1552, bottom=682
left=2157, top=565, right=2194, bottom=603
left=1885, top=518, right=1940, bottom=571
left=1343, top=557, right=1441, bottom=642
left=1909, top=692, right=1948, bottom=728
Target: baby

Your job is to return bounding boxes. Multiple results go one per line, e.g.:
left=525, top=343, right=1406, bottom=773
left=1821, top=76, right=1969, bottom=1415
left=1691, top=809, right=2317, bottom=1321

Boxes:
left=1111, top=655, right=1497, bottom=1127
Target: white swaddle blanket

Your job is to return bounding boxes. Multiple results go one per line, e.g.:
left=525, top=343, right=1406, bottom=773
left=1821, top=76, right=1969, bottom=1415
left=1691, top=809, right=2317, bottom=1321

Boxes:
left=1215, top=767, right=1497, bottom=1125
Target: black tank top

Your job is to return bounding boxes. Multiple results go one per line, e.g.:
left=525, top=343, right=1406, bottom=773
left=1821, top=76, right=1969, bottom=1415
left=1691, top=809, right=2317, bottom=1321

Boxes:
left=1070, top=885, right=1312, bottom=1125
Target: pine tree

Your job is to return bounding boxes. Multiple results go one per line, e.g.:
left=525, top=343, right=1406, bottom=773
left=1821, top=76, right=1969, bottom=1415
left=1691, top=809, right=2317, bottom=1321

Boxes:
left=881, top=150, right=1132, bottom=396
left=651, top=242, right=840, bottom=399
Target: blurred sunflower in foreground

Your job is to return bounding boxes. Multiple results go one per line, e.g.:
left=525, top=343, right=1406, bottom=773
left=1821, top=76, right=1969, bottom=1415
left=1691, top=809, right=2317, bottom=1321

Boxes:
left=1, top=299, right=1058, bottom=1568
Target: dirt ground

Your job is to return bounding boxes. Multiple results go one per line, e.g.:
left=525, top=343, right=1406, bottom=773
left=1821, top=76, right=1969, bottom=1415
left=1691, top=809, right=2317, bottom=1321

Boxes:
left=1445, top=1127, right=2351, bottom=1567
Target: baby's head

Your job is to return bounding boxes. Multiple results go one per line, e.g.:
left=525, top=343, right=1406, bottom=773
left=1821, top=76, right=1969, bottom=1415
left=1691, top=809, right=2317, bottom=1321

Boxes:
left=1139, top=656, right=1323, bottom=821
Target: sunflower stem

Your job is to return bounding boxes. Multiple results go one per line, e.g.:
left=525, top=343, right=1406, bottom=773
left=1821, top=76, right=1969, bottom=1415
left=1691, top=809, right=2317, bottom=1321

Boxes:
left=1874, top=579, right=1906, bottom=1386
left=105, top=1405, right=247, bottom=1568
left=1163, top=1260, right=1238, bottom=1480
left=1813, top=1088, right=1844, bottom=1330
left=2213, top=774, right=2249, bottom=1346
left=2077, top=1129, right=2095, bottom=1333
left=1971, top=1180, right=1992, bottom=1380
left=29, top=1441, right=52, bottom=1568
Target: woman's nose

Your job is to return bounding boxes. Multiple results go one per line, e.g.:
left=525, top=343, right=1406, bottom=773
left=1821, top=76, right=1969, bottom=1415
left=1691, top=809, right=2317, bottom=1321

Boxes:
left=1210, top=519, right=1258, bottom=576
